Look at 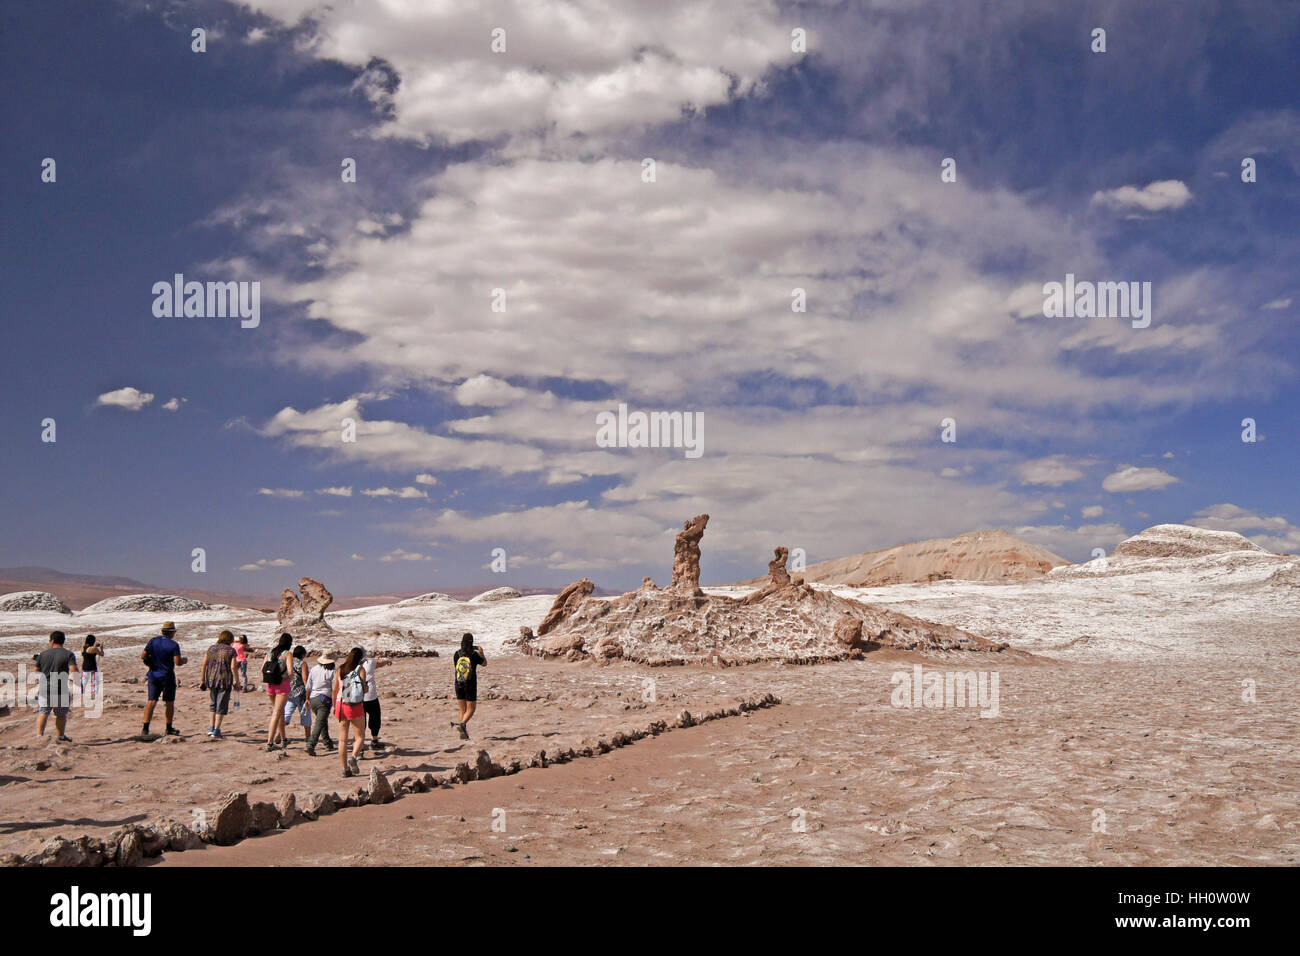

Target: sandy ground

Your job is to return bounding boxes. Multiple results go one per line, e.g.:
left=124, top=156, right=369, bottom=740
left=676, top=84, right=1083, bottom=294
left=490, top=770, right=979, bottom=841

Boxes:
left=2, top=646, right=1294, bottom=865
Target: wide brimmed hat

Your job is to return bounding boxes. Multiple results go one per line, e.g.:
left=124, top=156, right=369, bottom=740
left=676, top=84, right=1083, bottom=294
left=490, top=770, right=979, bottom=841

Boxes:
left=160, top=621, right=176, bottom=634
left=317, top=650, right=337, bottom=664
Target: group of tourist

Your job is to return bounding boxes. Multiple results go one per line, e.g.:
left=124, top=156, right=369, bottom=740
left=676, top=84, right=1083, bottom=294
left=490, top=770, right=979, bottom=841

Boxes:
left=31, top=623, right=488, bottom=778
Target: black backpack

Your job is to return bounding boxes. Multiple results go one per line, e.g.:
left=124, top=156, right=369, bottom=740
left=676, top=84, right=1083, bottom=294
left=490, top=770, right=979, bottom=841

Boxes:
left=261, top=650, right=284, bottom=685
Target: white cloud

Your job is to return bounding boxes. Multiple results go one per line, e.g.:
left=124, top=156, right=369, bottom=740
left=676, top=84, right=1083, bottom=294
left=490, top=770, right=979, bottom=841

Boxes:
left=96, top=387, right=154, bottom=411
left=316, top=486, right=353, bottom=496
left=1188, top=503, right=1300, bottom=553
left=241, top=0, right=796, bottom=145
left=257, top=487, right=306, bottom=498
left=1017, top=455, right=1094, bottom=487
left=1102, top=465, right=1180, bottom=493
left=378, top=548, right=431, bottom=562
left=1081, top=505, right=1105, bottom=518
left=1091, top=180, right=1192, bottom=213
left=161, top=397, right=187, bottom=411
left=1261, top=298, right=1292, bottom=310
left=238, top=557, right=295, bottom=571
left=350, top=553, right=365, bottom=561
left=414, top=473, right=438, bottom=486
left=362, top=486, right=429, bottom=499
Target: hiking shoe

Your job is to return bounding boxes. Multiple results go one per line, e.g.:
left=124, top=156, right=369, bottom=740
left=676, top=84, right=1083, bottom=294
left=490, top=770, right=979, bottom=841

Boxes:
left=305, top=747, right=317, bottom=757
left=325, top=741, right=337, bottom=751
left=165, top=727, right=181, bottom=736
left=457, top=722, right=469, bottom=740
left=343, top=767, right=354, bottom=778
left=266, top=743, right=277, bottom=752
left=371, top=739, right=386, bottom=750
left=57, top=735, right=72, bottom=743
left=347, top=755, right=359, bottom=775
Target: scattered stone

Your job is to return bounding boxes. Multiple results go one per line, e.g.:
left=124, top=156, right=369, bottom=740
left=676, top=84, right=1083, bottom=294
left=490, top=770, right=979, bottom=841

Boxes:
left=212, top=791, right=252, bottom=845
left=368, top=768, right=395, bottom=804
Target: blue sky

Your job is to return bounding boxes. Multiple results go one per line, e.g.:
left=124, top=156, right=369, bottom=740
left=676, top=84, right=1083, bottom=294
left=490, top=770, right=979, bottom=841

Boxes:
left=2, top=0, right=1298, bottom=594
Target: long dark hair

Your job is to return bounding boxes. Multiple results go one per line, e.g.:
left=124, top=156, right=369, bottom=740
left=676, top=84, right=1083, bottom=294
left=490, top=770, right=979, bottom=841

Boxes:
left=274, top=632, right=292, bottom=655
left=83, top=634, right=97, bottom=650
left=460, top=633, right=474, bottom=654
left=340, top=646, right=365, bottom=677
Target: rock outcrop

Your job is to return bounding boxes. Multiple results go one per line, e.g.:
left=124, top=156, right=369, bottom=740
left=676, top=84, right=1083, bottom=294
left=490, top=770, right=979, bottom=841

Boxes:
left=277, top=577, right=335, bottom=632
left=468, top=586, right=522, bottom=603
left=79, top=594, right=209, bottom=614
left=0, top=590, right=72, bottom=614
left=671, top=515, right=709, bottom=593
left=530, top=516, right=1005, bottom=665
left=537, top=578, right=595, bottom=635
left=1111, top=524, right=1267, bottom=561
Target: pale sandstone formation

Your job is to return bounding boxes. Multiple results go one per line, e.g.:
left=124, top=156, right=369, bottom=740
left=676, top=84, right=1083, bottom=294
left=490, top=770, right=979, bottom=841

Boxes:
left=530, top=517, right=1004, bottom=665
left=79, top=593, right=209, bottom=614
left=276, top=577, right=336, bottom=637
left=468, top=586, right=522, bottom=603
left=537, top=578, right=595, bottom=635
left=0, top=591, right=72, bottom=614
left=1111, top=524, right=1266, bottom=561
left=671, top=514, right=709, bottom=593
left=769, top=529, right=1069, bottom=588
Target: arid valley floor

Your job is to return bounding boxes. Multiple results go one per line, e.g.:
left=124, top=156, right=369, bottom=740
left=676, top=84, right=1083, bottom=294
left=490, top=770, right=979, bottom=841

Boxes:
left=1, top=525, right=1297, bottom=866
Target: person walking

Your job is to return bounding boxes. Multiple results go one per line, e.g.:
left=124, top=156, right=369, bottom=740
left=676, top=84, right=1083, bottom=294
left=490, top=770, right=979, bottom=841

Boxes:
left=282, top=645, right=313, bottom=745
left=263, top=632, right=294, bottom=752
left=141, top=622, right=187, bottom=739
left=35, top=631, right=79, bottom=742
left=304, top=650, right=337, bottom=756
left=360, top=648, right=392, bottom=753
left=333, top=647, right=368, bottom=777
left=200, top=630, right=238, bottom=738
left=80, top=635, right=104, bottom=698
left=450, top=633, right=486, bottom=740
left=234, top=635, right=251, bottom=691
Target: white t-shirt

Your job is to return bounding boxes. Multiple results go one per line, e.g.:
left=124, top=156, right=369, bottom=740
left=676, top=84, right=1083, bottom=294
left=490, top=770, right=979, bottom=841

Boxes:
left=306, top=664, right=334, bottom=700
left=363, top=658, right=380, bottom=701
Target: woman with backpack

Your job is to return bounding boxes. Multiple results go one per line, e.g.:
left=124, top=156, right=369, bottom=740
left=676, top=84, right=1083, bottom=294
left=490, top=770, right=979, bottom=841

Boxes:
left=333, top=646, right=368, bottom=777
left=263, top=632, right=294, bottom=752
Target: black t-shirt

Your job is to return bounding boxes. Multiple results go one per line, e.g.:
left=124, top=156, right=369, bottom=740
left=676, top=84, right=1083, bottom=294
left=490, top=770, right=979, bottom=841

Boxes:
left=82, top=647, right=99, bottom=671
left=453, top=648, right=484, bottom=686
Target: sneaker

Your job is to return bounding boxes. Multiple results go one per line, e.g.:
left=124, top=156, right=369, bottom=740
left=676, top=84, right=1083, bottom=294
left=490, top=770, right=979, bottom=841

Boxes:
left=371, top=738, right=386, bottom=750
left=347, top=755, right=359, bottom=775
left=207, top=729, right=216, bottom=738
left=457, top=722, right=469, bottom=740
left=266, top=743, right=277, bottom=752
left=343, top=767, right=354, bottom=778
left=57, top=735, right=72, bottom=743
left=213, top=730, right=223, bottom=739
left=305, top=747, right=317, bottom=757
left=325, top=741, right=337, bottom=752
left=165, top=727, right=181, bottom=736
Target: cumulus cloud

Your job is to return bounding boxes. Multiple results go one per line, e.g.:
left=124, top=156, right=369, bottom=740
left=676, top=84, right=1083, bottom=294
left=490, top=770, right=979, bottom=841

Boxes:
left=1188, top=503, right=1300, bottom=553
left=1102, top=465, right=1180, bottom=493
left=161, top=397, right=187, bottom=411
left=240, top=0, right=796, bottom=145
left=95, top=387, right=154, bottom=411
left=414, top=473, right=438, bottom=486
left=1081, top=505, right=1105, bottom=518
left=316, top=486, right=353, bottom=496
left=238, top=557, right=295, bottom=571
left=256, top=487, right=305, bottom=498
left=1091, top=180, right=1192, bottom=213
left=1017, top=455, right=1095, bottom=487
left=378, top=548, right=431, bottom=562
left=361, top=486, right=429, bottom=499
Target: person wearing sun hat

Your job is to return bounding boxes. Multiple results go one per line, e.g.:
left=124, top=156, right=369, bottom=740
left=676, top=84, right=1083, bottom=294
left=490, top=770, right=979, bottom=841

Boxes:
left=141, top=621, right=187, bottom=739
left=304, top=648, right=338, bottom=756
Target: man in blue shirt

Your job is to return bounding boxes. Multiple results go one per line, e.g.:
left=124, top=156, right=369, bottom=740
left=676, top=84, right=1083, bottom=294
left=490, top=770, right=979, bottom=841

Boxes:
left=141, top=621, right=187, bottom=738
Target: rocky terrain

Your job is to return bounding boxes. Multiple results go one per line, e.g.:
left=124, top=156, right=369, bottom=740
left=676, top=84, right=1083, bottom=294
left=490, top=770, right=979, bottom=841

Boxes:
left=765, top=529, right=1069, bottom=587
left=0, top=521, right=1295, bottom=866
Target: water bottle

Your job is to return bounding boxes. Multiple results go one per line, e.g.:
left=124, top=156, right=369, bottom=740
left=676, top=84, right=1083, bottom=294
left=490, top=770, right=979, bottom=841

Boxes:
left=233, top=690, right=240, bottom=711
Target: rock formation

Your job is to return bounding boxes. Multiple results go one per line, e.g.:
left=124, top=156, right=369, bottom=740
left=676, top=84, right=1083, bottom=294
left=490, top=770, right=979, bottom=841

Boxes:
left=671, top=514, right=709, bottom=593
left=528, top=515, right=1007, bottom=665
left=0, top=590, right=72, bottom=614
left=537, top=578, right=595, bottom=635
left=78, top=594, right=209, bottom=614
left=277, top=577, right=334, bottom=632
left=468, top=586, right=522, bottom=603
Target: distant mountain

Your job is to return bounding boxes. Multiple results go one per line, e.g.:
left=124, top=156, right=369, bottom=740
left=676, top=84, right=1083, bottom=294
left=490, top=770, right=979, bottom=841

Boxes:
left=739, top=530, right=1070, bottom=588
left=0, top=566, right=577, bottom=612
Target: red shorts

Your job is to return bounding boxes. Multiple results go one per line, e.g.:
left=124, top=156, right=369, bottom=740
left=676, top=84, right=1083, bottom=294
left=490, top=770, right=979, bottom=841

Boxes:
left=266, top=680, right=291, bottom=697
left=335, top=700, right=364, bottom=721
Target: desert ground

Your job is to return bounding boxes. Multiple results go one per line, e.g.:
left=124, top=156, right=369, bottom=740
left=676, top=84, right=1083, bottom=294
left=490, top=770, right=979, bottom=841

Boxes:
left=1, top=525, right=1297, bottom=866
